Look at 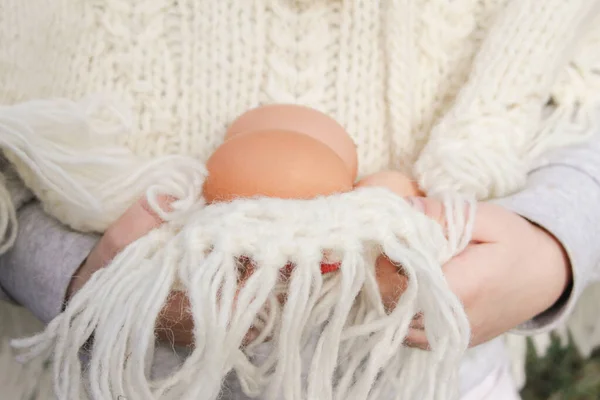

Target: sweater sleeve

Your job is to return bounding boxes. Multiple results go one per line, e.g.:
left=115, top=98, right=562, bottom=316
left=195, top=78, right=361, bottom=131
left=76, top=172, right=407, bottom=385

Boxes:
left=0, top=202, right=99, bottom=323
left=492, top=130, right=600, bottom=334
left=415, top=0, right=600, bottom=200
left=0, top=156, right=99, bottom=324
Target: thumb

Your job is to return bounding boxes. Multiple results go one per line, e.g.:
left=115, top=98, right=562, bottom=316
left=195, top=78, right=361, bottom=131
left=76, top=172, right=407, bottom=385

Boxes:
left=406, top=196, right=447, bottom=231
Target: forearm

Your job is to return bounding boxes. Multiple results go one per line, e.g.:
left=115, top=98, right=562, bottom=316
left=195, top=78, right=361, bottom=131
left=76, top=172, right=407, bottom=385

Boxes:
left=493, top=131, right=600, bottom=333
left=0, top=201, right=98, bottom=323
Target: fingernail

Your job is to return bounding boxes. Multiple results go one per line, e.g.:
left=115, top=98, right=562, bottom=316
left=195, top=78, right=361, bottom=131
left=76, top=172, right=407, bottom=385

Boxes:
left=406, top=197, right=425, bottom=213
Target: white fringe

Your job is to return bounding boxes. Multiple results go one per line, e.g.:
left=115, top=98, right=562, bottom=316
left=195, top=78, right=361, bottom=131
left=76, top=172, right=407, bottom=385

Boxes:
left=11, top=188, right=475, bottom=400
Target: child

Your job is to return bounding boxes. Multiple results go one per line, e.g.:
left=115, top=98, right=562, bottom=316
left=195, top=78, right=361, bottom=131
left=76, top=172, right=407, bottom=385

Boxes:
left=2, top=1, right=600, bottom=398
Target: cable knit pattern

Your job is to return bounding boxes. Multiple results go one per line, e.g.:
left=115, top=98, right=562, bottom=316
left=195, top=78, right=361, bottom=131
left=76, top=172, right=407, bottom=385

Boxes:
left=2, top=0, right=599, bottom=185
left=2, top=1, right=600, bottom=399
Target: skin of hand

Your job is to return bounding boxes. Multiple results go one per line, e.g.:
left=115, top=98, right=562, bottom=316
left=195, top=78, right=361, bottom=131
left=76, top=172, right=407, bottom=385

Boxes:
left=376, top=197, right=572, bottom=349
left=66, top=196, right=196, bottom=347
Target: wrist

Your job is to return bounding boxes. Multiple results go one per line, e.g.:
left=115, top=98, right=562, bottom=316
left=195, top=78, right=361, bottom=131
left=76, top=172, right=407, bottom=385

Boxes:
left=492, top=163, right=600, bottom=334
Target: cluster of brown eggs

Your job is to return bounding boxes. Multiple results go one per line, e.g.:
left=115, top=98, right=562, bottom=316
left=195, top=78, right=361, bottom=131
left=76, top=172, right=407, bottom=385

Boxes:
left=203, top=104, right=422, bottom=202
left=202, top=104, right=423, bottom=276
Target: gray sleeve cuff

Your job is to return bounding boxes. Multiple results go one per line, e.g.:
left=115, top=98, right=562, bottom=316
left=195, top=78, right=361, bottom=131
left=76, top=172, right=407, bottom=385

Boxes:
left=492, top=164, right=600, bottom=334
left=0, top=201, right=99, bottom=323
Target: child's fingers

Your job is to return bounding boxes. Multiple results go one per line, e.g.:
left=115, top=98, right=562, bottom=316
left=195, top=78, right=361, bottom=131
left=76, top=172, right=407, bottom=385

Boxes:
left=101, top=195, right=174, bottom=262
left=375, top=255, right=409, bottom=312
left=403, top=329, right=430, bottom=351
left=156, top=291, right=195, bottom=346
left=406, top=196, right=496, bottom=243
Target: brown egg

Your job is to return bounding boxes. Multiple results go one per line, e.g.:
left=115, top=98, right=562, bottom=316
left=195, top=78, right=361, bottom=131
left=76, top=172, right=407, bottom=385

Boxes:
left=203, top=129, right=354, bottom=203
left=226, top=104, right=358, bottom=180
left=354, top=170, right=423, bottom=197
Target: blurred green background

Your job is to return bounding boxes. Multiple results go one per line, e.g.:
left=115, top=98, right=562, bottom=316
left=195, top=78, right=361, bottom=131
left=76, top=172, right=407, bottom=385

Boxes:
left=521, top=334, right=600, bottom=400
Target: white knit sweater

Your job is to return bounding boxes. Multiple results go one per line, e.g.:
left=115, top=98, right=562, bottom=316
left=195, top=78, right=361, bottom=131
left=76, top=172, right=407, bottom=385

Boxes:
left=1, top=0, right=599, bottom=203
left=2, top=1, right=600, bottom=399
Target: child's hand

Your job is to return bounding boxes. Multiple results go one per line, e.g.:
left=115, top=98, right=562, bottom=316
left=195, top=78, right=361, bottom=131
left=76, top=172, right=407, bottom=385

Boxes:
left=66, top=196, right=262, bottom=347
left=65, top=196, right=196, bottom=347
left=65, top=196, right=168, bottom=299
left=402, top=198, right=571, bottom=349
left=375, top=255, right=409, bottom=311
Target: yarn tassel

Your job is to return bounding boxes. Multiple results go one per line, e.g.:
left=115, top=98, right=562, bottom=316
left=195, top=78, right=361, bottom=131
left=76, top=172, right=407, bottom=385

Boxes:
left=0, top=96, right=207, bottom=233
left=12, top=189, right=475, bottom=400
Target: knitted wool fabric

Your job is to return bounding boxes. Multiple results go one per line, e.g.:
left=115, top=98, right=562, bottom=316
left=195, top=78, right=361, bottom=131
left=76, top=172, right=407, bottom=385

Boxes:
left=1, top=0, right=600, bottom=399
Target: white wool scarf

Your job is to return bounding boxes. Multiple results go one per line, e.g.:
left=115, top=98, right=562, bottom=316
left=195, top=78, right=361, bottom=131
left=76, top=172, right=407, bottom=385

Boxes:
left=0, top=97, right=476, bottom=400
